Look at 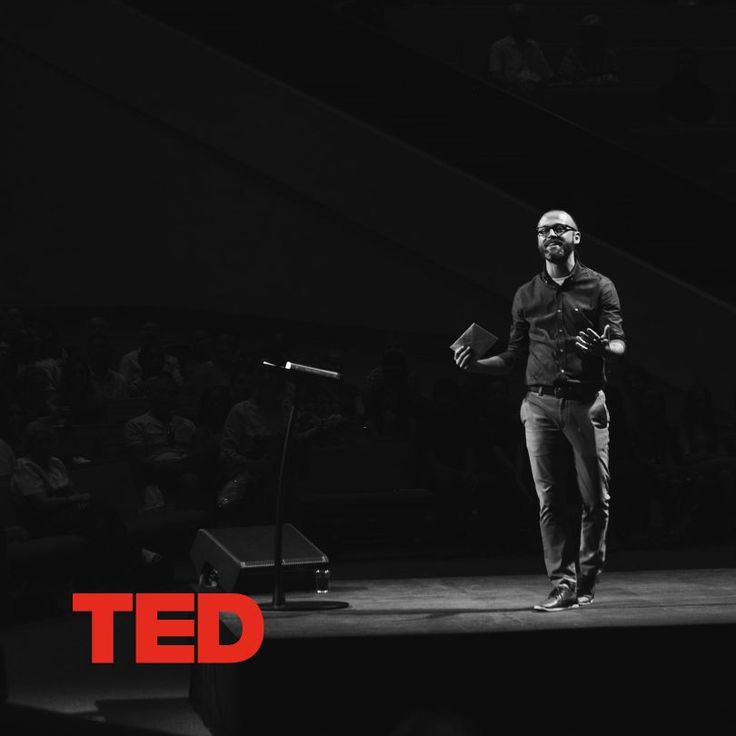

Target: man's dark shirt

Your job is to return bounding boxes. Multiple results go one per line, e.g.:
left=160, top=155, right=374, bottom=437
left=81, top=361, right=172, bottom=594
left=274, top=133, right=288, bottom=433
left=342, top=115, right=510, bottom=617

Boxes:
left=497, top=259, right=625, bottom=390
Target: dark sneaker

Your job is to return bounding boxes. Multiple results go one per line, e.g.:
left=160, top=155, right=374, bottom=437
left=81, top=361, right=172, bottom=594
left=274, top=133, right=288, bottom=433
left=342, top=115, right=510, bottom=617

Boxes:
left=533, top=584, right=579, bottom=612
left=577, top=579, right=596, bottom=606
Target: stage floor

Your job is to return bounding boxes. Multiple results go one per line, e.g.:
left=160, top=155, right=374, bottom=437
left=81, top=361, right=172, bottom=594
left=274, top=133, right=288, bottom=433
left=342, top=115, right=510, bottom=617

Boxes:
left=184, top=565, right=735, bottom=735
left=233, top=566, right=736, bottom=638
left=3, top=563, right=735, bottom=735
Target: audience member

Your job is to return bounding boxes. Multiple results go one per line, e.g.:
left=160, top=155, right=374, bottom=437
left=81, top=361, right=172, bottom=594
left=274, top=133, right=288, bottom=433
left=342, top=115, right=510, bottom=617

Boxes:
left=229, top=362, right=257, bottom=405
left=180, top=329, right=214, bottom=386
left=0, top=338, right=18, bottom=394
left=119, top=322, right=183, bottom=395
left=193, top=385, right=234, bottom=495
left=84, top=314, right=122, bottom=372
left=461, top=373, right=533, bottom=550
left=218, top=359, right=333, bottom=522
left=87, top=335, right=128, bottom=404
left=0, top=398, right=25, bottom=457
left=15, top=365, right=55, bottom=424
left=364, top=346, right=419, bottom=438
left=30, top=321, right=66, bottom=391
left=218, top=361, right=294, bottom=522
left=124, top=374, right=204, bottom=511
left=85, top=314, right=111, bottom=341
left=0, top=434, right=16, bottom=478
left=0, top=307, right=26, bottom=346
left=629, top=385, right=686, bottom=541
left=58, top=349, right=105, bottom=424
left=324, top=347, right=365, bottom=420
left=11, top=421, right=163, bottom=588
left=657, top=46, right=717, bottom=125
left=677, top=382, right=735, bottom=540
left=415, top=377, right=478, bottom=541
left=296, top=347, right=365, bottom=446
left=558, top=15, right=620, bottom=85
left=489, top=3, right=552, bottom=97
left=191, top=332, right=238, bottom=404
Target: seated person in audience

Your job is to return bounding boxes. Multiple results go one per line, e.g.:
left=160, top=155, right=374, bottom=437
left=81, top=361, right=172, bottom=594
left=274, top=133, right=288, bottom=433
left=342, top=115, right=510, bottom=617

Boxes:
left=229, top=362, right=257, bottom=405
left=86, top=314, right=110, bottom=339
left=463, top=374, right=533, bottom=547
left=657, top=46, right=716, bottom=125
left=364, top=346, right=419, bottom=439
left=30, top=321, right=66, bottom=391
left=489, top=3, right=552, bottom=97
left=119, top=321, right=183, bottom=396
left=176, top=329, right=215, bottom=388
left=0, top=336, right=18, bottom=391
left=193, top=385, right=234, bottom=497
left=1, top=307, right=26, bottom=346
left=11, top=421, right=161, bottom=587
left=0, top=442, right=21, bottom=558
left=191, top=332, right=239, bottom=405
left=415, top=377, right=478, bottom=526
left=84, top=314, right=121, bottom=369
left=138, top=342, right=172, bottom=384
left=679, top=384, right=725, bottom=463
left=292, top=347, right=364, bottom=446
left=628, top=386, right=686, bottom=541
left=676, top=383, right=735, bottom=539
left=0, top=398, right=27, bottom=455
left=58, top=350, right=106, bottom=424
left=219, top=362, right=293, bottom=522
left=15, top=365, right=56, bottom=423
left=0, top=407, right=23, bottom=561
left=124, top=374, right=204, bottom=511
left=219, top=360, right=332, bottom=521
left=87, top=335, right=128, bottom=405
left=558, top=15, right=620, bottom=85
left=323, top=347, right=365, bottom=420
left=0, top=433, right=16, bottom=477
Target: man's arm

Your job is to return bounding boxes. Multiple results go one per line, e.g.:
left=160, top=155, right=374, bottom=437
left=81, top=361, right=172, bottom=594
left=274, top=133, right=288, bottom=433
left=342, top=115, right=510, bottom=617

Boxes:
left=454, top=288, right=527, bottom=375
left=575, top=325, right=626, bottom=361
left=576, top=278, right=626, bottom=361
left=454, top=348, right=512, bottom=375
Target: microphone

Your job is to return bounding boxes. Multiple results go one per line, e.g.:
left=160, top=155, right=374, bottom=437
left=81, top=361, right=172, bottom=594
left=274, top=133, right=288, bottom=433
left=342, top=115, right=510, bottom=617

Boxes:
left=284, top=361, right=340, bottom=381
left=260, top=360, right=341, bottom=381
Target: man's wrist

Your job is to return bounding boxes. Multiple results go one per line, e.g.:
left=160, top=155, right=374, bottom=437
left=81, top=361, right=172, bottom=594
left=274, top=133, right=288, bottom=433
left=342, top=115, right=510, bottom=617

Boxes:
left=603, top=340, right=625, bottom=361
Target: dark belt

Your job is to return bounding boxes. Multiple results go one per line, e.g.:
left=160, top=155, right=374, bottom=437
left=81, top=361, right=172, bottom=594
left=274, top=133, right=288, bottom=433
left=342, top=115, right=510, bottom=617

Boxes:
left=527, top=384, right=600, bottom=400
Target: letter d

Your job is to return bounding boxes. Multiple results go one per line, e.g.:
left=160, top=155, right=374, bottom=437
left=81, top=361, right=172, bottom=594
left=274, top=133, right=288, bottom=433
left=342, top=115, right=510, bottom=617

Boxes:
left=197, top=594, right=264, bottom=663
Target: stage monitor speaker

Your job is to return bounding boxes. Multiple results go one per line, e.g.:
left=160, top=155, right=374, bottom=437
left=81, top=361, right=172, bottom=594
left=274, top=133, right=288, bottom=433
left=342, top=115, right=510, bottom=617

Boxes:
left=190, top=524, right=329, bottom=594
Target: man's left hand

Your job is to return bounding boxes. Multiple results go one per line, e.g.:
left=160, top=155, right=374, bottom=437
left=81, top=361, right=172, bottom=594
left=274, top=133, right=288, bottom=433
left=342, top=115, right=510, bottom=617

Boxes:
left=575, top=325, right=610, bottom=358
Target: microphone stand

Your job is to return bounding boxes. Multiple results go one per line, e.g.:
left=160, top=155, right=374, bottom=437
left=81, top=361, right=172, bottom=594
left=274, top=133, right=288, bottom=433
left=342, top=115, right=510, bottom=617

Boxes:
left=259, top=361, right=349, bottom=611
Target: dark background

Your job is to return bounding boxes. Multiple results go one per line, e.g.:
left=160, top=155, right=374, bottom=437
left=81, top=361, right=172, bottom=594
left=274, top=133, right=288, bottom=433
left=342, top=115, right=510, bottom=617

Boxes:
left=2, top=1, right=736, bottom=733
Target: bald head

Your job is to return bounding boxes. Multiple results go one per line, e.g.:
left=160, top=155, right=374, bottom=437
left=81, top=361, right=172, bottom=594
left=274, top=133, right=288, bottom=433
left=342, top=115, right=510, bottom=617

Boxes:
left=537, top=210, right=578, bottom=231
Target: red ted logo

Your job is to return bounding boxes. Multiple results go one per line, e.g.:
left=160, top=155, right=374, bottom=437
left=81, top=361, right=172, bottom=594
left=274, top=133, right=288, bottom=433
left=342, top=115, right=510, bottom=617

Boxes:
left=73, top=593, right=264, bottom=664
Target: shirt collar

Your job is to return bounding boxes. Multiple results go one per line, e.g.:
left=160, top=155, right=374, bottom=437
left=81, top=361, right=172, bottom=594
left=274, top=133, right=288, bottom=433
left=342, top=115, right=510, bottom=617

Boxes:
left=541, top=258, right=584, bottom=286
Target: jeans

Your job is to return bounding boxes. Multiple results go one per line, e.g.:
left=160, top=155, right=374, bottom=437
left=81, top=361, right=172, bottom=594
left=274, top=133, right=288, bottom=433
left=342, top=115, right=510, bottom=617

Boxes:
left=520, top=389, right=611, bottom=588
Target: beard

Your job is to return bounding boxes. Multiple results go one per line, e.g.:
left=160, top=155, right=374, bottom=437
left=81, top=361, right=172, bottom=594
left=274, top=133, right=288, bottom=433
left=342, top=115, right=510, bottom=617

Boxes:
left=539, top=239, right=574, bottom=263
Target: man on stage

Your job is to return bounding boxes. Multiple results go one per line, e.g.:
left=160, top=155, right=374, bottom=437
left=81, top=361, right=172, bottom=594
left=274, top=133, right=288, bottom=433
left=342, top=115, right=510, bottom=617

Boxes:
left=454, top=210, right=626, bottom=611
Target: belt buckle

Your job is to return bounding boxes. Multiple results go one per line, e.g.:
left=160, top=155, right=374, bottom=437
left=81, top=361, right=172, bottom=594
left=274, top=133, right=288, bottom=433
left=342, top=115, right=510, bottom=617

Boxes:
left=553, top=386, right=564, bottom=398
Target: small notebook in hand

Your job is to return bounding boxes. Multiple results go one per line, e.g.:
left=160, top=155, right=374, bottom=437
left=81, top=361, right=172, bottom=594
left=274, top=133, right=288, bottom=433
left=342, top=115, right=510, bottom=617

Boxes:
left=450, top=323, right=499, bottom=357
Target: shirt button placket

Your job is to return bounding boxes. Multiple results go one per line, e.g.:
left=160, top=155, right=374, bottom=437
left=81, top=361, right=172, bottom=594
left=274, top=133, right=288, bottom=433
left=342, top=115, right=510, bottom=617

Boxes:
left=557, top=301, right=564, bottom=380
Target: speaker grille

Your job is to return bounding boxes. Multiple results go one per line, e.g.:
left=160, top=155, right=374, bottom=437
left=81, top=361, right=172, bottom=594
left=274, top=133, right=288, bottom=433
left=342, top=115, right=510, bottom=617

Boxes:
left=191, top=524, right=329, bottom=593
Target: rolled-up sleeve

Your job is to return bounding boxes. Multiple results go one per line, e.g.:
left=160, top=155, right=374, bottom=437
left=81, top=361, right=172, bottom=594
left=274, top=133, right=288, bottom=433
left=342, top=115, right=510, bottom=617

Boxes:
left=497, top=287, right=529, bottom=371
left=599, top=278, right=625, bottom=343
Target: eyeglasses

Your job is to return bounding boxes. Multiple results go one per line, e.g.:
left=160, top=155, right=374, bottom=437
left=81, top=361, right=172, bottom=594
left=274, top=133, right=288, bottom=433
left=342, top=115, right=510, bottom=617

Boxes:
left=536, top=224, right=577, bottom=237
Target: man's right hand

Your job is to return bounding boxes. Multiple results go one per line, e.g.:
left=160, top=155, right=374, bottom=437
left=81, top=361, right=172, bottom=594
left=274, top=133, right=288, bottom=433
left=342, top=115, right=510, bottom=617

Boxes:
left=454, top=346, right=476, bottom=371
